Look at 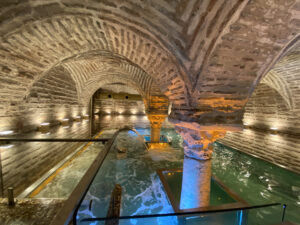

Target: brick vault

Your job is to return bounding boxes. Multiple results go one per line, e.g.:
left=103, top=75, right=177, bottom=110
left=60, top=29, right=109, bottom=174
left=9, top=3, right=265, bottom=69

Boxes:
left=0, top=1, right=299, bottom=171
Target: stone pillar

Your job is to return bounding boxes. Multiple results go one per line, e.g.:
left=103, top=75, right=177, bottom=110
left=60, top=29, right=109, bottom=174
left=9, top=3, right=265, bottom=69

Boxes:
left=170, top=120, right=241, bottom=210
left=176, top=126, right=225, bottom=209
left=147, top=114, right=167, bottom=143
left=180, top=157, right=212, bottom=209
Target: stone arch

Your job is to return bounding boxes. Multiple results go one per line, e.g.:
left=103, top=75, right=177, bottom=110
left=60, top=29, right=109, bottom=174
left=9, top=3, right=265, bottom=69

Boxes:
left=0, top=11, right=189, bottom=109
left=243, top=82, right=300, bottom=134
left=253, top=40, right=300, bottom=112
left=261, top=71, right=294, bottom=110
left=81, top=74, right=149, bottom=107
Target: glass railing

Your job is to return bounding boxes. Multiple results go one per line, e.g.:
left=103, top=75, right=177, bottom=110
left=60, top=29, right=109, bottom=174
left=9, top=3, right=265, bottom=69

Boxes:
left=0, top=127, right=293, bottom=225
left=76, top=203, right=286, bottom=225
left=72, top=129, right=289, bottom=225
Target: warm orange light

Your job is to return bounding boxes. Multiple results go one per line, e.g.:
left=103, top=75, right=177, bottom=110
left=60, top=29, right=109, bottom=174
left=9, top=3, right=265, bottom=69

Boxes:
left=147, top=142, right=170, bottom=149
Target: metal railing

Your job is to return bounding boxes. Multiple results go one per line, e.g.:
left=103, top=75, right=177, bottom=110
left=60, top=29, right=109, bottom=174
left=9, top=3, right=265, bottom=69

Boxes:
left=79, top=202, right=286, bottom=223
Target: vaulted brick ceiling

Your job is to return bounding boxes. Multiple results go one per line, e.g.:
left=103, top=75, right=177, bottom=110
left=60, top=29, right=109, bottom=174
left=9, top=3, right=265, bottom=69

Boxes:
left=263, top=44, right=300, bottom=110
left=246, top=43, right=300, bottom=134
left=0, top=0, right=299, bottom=126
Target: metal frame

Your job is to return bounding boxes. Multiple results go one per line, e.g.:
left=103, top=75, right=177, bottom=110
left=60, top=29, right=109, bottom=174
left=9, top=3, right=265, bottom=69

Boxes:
left=0, top=138, right=109, bottom=142
left=79, top=202, right=283, bottom=222
left=0, top=150, right=3, bottom=197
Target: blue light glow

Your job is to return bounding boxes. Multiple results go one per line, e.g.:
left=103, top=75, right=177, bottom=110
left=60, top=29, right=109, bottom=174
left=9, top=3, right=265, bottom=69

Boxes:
left=239, top=210, right=243, bottom=225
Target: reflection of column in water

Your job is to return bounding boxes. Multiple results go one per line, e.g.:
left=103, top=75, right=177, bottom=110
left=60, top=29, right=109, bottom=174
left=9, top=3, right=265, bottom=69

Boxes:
left=180, top=157, right=211, bottom=209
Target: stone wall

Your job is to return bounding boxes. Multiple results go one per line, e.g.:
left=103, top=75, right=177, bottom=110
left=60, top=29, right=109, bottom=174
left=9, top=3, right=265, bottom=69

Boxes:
left=219, top=130, right=300, bottom=174
left=0, top=65, right=87, bottom=133
left=243, top=83, right=300, bottom=134
left=220, top=78, right=300, bottom=174
left=0, top=121, right=90, bottom=197
left=94, top=91, right=145, bottom=115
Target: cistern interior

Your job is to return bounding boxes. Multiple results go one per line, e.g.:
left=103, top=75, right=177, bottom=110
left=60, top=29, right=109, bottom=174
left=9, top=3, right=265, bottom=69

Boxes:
left=0, top=1, right=299, bottom=225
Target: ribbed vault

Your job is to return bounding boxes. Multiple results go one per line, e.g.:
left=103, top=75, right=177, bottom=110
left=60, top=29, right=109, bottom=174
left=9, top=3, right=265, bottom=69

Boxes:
left=258, top=42, right=300, bottom=109
left=0, top=0, right=299, bottom=129
left=243, top=37, right=300, bottom=134
left=0, top=12, right=188, bottom=109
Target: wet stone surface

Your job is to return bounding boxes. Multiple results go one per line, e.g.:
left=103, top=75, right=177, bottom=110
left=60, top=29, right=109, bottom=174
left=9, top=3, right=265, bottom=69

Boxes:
left=0, top=198, right=65, bottom=225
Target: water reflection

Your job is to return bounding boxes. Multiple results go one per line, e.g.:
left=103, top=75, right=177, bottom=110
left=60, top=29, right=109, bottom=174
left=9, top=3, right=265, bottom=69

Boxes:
left=213, top=142, right=300, bottom=224
left=91, top=115, right=173, bottom=136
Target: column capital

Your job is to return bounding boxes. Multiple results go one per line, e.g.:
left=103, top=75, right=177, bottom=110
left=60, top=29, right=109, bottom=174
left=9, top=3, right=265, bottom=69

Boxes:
left=146, top=113, right=167, bottom=143
left=147, top=113, right=167, bottom=128
left=171, top=120, right=241, bottom=160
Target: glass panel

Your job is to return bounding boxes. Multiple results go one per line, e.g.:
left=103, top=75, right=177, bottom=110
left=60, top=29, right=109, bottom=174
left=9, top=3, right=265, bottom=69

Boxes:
left=77, top=204, right=285, bottom=225
left=245, top=205, right=285, bottom=225
left=76, top=129, right=184, bottom=222
left=0, top=128, right=116, bottom=199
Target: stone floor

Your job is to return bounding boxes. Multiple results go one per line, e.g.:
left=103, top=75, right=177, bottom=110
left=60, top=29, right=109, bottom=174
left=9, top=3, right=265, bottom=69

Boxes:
left=0, top=198, right=65, bottom=225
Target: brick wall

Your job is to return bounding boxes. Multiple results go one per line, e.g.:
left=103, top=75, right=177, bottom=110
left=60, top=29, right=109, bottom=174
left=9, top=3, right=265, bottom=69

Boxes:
left=0, top=121, right=90, bottom=197
left=220, top=78, right=300, bottom=174
left=219, top=130, right=300, bottom=174
left=0, top=65, right=87, bottom=133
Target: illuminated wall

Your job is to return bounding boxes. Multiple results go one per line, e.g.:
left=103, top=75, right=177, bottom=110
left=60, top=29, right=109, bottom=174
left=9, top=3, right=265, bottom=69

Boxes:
left=94, top=90, right=145, bottom=115
left=0, top=120, right=91, bottom=197
left=0, top=66, right=88, bottom=133
left=220, top=82, right=300, bottom=173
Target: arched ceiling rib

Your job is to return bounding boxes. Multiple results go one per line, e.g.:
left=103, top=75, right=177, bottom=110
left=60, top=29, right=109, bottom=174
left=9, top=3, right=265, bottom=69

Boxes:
left=59, top=52, right=164, bottom=103
left=25, top=51, right=166, bottom=109
left=266, top=46, right=300, bottom=111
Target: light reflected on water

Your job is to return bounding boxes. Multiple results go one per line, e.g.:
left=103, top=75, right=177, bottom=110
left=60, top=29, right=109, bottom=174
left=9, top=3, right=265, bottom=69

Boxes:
left=213, top=142, right=300, bottom=224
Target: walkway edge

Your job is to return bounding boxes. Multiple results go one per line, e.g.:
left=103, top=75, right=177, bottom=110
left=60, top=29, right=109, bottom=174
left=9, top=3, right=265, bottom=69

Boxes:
left=50, top=127, right=132, bottom=225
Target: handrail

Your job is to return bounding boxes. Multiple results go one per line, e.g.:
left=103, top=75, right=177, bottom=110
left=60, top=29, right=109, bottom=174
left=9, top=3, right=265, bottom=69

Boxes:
left=50, top=127, right=133, bottom=225
left=0, top=138, right=109, bottom=142
left=80, top=202, right=283, bottom=222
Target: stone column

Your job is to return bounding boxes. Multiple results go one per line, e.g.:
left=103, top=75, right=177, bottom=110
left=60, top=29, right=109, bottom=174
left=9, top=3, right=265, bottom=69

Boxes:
left=147, top=114, right=167, bottom=142
left=180, top=157, right=212, bottom=209
left=177, top=126, right=225, bottom=209
left=170, top=121, right=241, bottom=210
